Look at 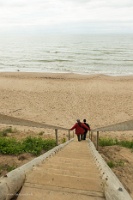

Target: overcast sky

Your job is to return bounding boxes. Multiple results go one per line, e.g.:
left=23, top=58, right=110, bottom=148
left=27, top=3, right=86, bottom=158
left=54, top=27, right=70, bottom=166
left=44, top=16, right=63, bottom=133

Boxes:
left=0, top=0, right=133, bottom=34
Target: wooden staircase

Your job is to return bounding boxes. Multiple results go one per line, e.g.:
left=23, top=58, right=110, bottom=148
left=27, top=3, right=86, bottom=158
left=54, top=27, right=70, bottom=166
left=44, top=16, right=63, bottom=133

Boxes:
left=17, top=139, right=105, bottom=200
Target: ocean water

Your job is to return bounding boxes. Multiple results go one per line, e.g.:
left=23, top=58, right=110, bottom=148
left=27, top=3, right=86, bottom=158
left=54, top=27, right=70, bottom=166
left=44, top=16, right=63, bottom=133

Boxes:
left=0, top=34, right=133, bottom=76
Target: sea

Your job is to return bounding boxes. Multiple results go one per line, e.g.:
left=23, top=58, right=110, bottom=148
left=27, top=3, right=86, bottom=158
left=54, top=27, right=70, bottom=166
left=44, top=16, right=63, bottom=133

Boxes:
left=0, top=34, right=133, bottom=76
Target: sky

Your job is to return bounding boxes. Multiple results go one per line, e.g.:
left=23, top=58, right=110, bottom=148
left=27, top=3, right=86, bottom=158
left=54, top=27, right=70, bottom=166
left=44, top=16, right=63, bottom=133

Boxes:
left=0, top=0, right=133, bottom=35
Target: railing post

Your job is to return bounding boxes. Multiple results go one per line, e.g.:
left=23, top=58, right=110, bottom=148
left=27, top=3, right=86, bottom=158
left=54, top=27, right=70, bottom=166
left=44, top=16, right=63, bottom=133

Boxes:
left=55, top=129, right=58, bottom=145
left=96, top=131, right=99, bottom=151
left=68, top=130, right=70, bottom=140
left=89, top=131, right=91, bottom=139
left=91, top=131, right=93, bottom=141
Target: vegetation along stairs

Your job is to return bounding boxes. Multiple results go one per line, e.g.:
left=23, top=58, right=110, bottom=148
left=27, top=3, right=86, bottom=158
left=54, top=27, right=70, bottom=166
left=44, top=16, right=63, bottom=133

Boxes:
left=0, top=138, right=132, bottom=200
left=0, top=115, right=132, bottom=199
left=0, top=135, right=132, bottom=200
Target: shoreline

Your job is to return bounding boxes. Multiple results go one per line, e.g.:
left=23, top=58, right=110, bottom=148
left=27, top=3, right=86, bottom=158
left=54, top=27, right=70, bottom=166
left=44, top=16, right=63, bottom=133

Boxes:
left=0, top=71, right=133, bottom=80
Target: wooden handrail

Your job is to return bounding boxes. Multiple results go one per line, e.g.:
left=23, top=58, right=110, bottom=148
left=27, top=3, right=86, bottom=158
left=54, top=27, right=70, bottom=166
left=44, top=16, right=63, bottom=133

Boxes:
left=0, top=113, right=69, bottom=131
left=0, top=113, right=74, bottom=146
left=91, top=119, right=133, bottom=151
left=92, top=119, right=133, bottom=132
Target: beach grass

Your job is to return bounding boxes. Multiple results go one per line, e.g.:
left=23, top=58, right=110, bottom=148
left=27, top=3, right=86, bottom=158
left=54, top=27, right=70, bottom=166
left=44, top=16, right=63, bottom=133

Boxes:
left=99, top=137, right=133, bottom=149
left=107, top=160, right=125, bottom=168
left=0, top=136, right=56, bottom=156
left=0, top=164, right=17, bottom=175
left=0, top=127, right=15, bottom=137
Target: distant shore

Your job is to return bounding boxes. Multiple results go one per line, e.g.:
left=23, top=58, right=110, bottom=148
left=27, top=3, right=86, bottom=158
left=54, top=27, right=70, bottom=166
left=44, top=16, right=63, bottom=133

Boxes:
left=0, top=71, right=133, bottom=79
left=0, top=72, right=133, bottom=130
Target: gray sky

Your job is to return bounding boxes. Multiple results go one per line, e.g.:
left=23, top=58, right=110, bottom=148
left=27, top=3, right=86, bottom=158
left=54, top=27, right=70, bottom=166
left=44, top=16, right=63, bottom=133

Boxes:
left=0, top=0, right=133, bottom=34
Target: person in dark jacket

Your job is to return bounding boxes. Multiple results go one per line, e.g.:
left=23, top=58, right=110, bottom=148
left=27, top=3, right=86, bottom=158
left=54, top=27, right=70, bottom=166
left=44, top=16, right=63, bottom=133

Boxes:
left=70, top=119, right=90, bottom=141
left=82, top=119, right=90, bottom=140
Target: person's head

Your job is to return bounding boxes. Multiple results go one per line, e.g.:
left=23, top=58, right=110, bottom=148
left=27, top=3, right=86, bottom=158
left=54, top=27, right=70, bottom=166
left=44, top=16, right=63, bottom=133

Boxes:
left=83, top=119, right=86, bottom=123
left=77, top=119, right=80, bottom=123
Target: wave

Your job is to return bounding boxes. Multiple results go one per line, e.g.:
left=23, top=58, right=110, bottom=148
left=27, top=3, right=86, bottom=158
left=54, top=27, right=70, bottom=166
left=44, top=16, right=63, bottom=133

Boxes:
left=123, top=60, right=133, bottom=61
left=0, top=63, right=16, bottom=67
left=20, top=59, right=72, bottom=63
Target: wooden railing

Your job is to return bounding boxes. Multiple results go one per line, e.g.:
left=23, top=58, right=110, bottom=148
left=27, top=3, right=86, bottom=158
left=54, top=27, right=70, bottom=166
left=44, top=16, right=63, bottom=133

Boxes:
left=0, top=113, right=132, bottom=149
left=54, top=129, right=73, bottom=145
left=0, top=113, right=74, bottom=145
left=91, top=119, right=133, bottom=151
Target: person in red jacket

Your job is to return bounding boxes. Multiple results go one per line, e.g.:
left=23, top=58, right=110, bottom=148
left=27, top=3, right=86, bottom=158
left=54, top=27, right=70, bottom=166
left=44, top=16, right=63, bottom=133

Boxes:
left=70, top=119, right=90, bottom=141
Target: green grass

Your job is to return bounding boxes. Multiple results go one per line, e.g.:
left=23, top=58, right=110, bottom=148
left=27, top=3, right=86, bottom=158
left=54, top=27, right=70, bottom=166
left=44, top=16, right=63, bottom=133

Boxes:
left=107, top=161, right=116, bottom=168
left=99, top=138, right=133, bottom=149
left=99, top=138, right=119, bottom=146
left=0, top=136, right=56, bottom=156
left=0, top=164, right=17, bottom=174
left=0, top=127, right=14, bottom=137
left=119, top=140, right=133, bottom=149
left=38, top=131, right=44, bottom=136
left=61, top=137, right=66, bottom=143
left=107, top=160, right=125, bottom=168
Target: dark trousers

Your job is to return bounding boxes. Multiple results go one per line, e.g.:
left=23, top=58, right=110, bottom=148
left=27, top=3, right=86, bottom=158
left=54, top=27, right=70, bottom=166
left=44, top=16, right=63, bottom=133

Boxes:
left=77, top=134, right=82, bottom=141
left=82, top=131, right=87, bottom=140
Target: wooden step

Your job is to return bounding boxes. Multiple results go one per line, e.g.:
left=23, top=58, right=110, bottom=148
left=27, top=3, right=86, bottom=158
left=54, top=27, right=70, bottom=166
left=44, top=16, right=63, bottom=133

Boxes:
left=16, top=140, right=105, bottom=200
left=17, top=183, right=105, bottom=200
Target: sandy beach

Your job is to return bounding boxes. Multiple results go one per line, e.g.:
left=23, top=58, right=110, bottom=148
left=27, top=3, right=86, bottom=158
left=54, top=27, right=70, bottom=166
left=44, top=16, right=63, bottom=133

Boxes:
left=0, top=72, right=133, bottom=129
left=0, top=72, right=133, bottom=197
